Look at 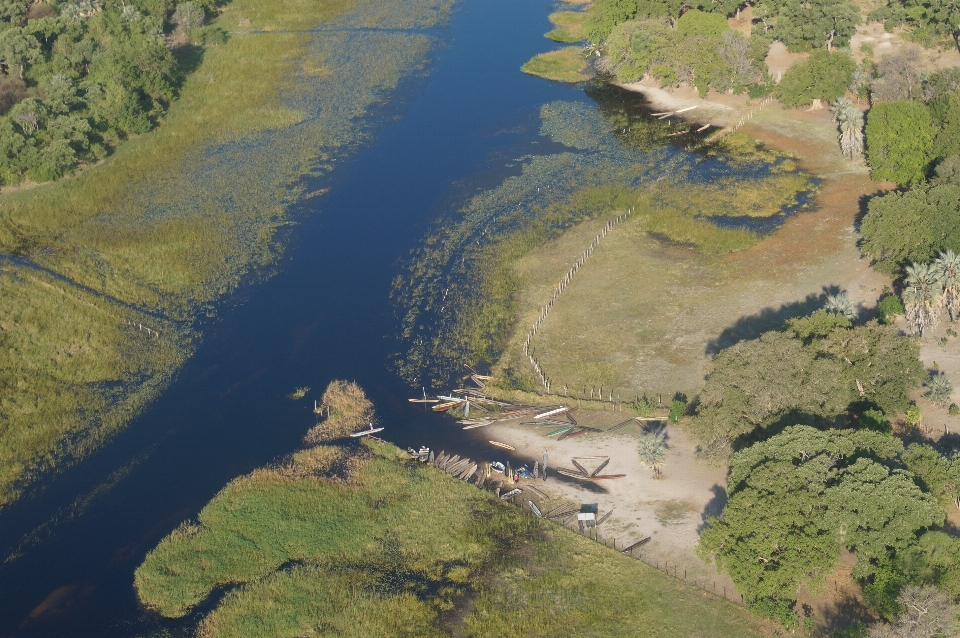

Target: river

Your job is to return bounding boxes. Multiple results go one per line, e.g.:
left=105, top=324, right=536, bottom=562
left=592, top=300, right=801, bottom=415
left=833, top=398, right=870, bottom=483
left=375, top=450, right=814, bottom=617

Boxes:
left=0, top=0, right=597, bottom=634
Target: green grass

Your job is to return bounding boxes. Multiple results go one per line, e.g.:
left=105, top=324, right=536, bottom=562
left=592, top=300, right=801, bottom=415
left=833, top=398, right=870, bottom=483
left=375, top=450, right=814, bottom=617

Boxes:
left=0, top=264, right=192, bottom=506
left=136, top=439, right=767, bottom=637
left=545, top=11, right=588, bottom=42
left=521, top=48, right=592, bottom=83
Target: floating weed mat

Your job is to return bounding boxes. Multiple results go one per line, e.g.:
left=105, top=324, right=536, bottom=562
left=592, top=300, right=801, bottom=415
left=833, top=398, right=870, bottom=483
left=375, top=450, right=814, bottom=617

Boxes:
left=0, top=0, right=452, bottom=508
left=392, top=97, right=812, bottom=388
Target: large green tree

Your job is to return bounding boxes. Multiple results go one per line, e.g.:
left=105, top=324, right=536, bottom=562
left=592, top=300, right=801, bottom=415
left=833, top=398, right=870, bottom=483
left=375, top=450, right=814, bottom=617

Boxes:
left=691, top=320, right=923, bottom=459
left=772, top=0, right=860, bottom=51
left=774, top=49, right=855, bottom=107
left=859, top=179, right=960, bottom=274
left=700, top=426, right=942, bottom=612
left=865, top=100, right=935, bottom=185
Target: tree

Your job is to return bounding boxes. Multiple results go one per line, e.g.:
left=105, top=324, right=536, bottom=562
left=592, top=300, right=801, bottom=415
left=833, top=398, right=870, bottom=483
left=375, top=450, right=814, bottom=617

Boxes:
left=0, top=27, right=40, bottom=79
left=786, top=308, right=852, bottom=340
left=867, top=585, right=959, bottom=638
left=772, top=0, right=860, bottom=51
left=870, top=46, right=924, bottom=103
left=691, top=330, right=850, bottom=459
left=825, top=292, right=858, bottom=318
left=930, top=89, right=960, bottom=161
left=172, top=2, right=204, bottom=30
left=775, top=49, right=856, bottom=108
left=860, top=182, right=960, bottom=274
left=903, top=261, right=942, bottom=336
left=933, top=249, right=960, bottom=320
left=0, top=0, right=29, bottom=23
left=903, top=443, right=960, bottom=510
left=699, top=427, right=940, bottom=609
left=839, top=107, right=865, bottom=160
left=638, top=431, right=667, bottom=478
left=865, top=101, right=935, bottom=185
left=692, top=320, right=922, bottom=459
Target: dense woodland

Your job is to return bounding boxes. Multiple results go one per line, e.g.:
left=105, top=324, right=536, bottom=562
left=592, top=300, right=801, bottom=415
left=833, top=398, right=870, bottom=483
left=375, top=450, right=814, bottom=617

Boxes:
left=0, top=0, right=224, bottom=184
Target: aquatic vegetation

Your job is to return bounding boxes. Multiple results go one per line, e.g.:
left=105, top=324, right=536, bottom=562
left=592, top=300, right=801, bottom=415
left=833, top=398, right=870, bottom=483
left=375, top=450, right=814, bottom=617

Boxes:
left=0, top=0, right=453, bottom=507
left=288, top=386, right=310, bottom=400
left=545, top=11, right=589, bottom=43
left=136, top=438, right=767, bottom=636
left=521, top=47, right=592, bottom=83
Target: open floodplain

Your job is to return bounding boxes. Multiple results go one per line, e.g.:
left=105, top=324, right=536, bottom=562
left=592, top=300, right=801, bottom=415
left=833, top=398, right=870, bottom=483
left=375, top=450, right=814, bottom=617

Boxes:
left=4, top=0, right=960, bottom=634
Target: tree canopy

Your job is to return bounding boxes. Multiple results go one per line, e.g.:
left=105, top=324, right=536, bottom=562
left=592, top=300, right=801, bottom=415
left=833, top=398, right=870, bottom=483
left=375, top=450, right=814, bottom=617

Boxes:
left=691, top=320, right=924, bottom=460
left=774, top=49, right=855, bottom=107
left=865, top=101, right=936, bottom=185
left=699, top=426, right=942, bottom=619
left=770, top=0, right=860, bottom=52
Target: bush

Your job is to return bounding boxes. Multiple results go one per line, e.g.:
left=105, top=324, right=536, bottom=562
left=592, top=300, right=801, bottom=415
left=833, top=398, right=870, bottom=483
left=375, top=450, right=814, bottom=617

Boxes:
left=950, top=403, right=959, bottom=415
left=863, top=561, right=906, bottom=621
left=749, top=597, right=798, bottom=628
left=926, top=373, right=953, bottom=406
left=860, top=408, right=892, bottom=434
left=877, top=294, right=905, bottom=324
left=668, top=398, right=686, bottom=423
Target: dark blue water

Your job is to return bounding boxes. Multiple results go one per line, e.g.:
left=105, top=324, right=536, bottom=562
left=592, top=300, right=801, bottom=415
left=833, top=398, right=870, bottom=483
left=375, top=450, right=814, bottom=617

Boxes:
left=0, top=0, right=588, bottom=635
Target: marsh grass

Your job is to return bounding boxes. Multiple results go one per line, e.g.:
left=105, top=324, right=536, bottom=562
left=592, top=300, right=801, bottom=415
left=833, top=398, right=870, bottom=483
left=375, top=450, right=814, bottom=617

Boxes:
left=0, top=264, right=192, bottom=506
left=521, top=48, right=592, bottom=83
left=545, top=11, right=588, bottom=43
left=304, top=380, right=374, bottom=442
left=137, top=439, right=766, bottom=637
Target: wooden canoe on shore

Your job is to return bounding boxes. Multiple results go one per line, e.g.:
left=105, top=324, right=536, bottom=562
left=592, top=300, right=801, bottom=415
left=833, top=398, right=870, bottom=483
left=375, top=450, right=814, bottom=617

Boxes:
left=590, top=474, right=626, bottom=480
left=350, top=427, right=384, bottom=437
left=488, top=440, right=515, bottom=451
left=546, top=426, right=575, bottom=437
left=529, top=501, right=543, bottom=517
left=433, top=401, right=464, bottom=412
left=500, top=488, right=522, bottom=500
left=555, top=467, right=588, bottom=479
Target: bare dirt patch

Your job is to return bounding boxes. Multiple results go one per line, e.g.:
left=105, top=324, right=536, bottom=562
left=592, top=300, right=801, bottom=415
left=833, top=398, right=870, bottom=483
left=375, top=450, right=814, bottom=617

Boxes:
left=462, top=415, right=742, bottom=599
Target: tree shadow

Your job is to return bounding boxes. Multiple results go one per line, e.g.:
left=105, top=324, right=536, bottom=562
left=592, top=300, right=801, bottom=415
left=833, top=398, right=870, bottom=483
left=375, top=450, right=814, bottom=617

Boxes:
left=816, top=590, right=874, bottom=636
left=705, top=286, right=843, bottom=356
left=697, top=484, right=727, bottom=533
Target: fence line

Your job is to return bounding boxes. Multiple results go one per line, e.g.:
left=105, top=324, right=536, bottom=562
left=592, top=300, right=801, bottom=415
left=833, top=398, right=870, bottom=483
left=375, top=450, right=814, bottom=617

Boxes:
left=541, top=507, right=746, bottom=607
left=522, top=208, right=634, bottom=390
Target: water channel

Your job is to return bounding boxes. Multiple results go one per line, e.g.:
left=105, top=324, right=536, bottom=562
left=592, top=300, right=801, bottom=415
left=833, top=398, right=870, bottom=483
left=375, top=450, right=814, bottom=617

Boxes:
left=0, top=0, right=800, bottom=634
left=0, top=0, right=588, bottom=634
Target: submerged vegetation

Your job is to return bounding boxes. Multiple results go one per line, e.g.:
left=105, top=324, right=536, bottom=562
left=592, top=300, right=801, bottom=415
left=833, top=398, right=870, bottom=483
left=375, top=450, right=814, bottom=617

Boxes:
left=136, top=386, right=767, bottom=636
left=0, top=0, right=453, bottom=508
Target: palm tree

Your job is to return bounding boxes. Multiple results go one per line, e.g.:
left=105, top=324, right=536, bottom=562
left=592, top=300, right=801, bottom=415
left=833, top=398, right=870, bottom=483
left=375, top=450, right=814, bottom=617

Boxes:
left=934, top=249, right=960, bottom=321
left=926, top=372, right=953, bottom=407
left=903, top=261, right=942, bottom=336
left=824, top=292, right=858, bottom=320
left=831, top=97, right=852, bottom=123
left=638, top=431, right=667, bottom=479
left=839, top=107, right=864, bottom=160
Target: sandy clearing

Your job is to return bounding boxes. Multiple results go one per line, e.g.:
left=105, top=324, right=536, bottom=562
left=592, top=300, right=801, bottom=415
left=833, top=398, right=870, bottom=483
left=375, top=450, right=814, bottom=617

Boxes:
left=462, top=413, right=742, bottom=598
